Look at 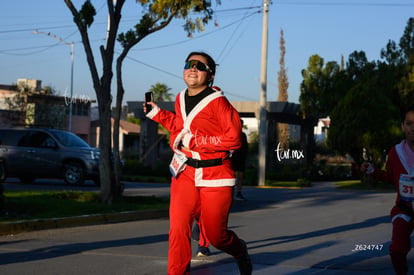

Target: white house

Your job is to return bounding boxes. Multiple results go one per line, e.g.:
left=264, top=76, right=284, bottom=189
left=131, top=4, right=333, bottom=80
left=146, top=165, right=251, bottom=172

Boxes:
left=314, top=116, right=330, bottom=143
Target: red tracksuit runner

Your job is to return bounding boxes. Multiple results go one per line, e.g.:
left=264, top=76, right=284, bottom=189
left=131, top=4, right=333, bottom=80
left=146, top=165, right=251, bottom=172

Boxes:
left=147, top=87, right=246, bottom=274
left=370, top=140, right=414, bottom=275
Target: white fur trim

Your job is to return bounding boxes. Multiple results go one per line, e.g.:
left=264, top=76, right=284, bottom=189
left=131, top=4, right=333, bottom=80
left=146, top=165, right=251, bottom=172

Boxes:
left=192, top=151, right=236, bottom=187
left=392, top=214, right=411, bottom=223
left=182, top=132, right=192, bottom=148
left=195, top=178, right=236, bottom=187
left=146, top=105, right=160, bottom=119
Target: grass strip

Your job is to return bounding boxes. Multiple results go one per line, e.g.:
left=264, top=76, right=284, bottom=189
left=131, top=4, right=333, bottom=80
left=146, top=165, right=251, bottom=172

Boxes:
left=335, top=180, right=395, bottom=191
left=1, top=190, right=169, bottom=222
left=265, top=181, right=301, bottom=188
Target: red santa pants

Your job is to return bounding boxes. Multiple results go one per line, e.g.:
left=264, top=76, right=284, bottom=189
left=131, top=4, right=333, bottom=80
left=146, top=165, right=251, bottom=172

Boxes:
left=389, top=216, right=414, bottom=275
left=194, top=207, right=210, bottom=248
left=167, top=167, right=245, bottom=275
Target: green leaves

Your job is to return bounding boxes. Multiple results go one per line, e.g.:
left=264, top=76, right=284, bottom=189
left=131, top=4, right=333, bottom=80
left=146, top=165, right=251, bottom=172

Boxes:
left=79, top=0, right=96, bottom=28
left=118, top=30, right=138, bottom=48
left=299, top=24, right=414, bottom=162
left=118, top=0, right=216, bottom=47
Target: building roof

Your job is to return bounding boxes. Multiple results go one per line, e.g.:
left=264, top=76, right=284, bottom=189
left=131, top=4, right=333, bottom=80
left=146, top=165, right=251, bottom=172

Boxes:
left=119, top=119, right=141, bottom=134
left=320, top=117, right=331, bottom=128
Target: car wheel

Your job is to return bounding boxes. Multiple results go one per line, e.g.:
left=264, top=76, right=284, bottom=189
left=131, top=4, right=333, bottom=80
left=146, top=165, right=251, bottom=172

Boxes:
left=64, top=162, right=85, bottom=185
left=0, top=161, right=6, bottom=183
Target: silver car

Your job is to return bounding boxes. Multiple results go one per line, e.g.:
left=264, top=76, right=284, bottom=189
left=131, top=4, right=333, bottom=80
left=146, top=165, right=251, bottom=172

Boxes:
left=0, top=128, right=100, bottom=185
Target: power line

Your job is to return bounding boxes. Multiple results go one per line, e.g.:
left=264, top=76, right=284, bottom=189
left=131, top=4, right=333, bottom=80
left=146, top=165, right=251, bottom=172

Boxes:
left=124, top=53, right=182, bottom=80
left=0, top=5, right=262, bottom=56
left=216, top=2, right=261, bottom=64
left=0, top=2, right=410, bottom=36
left=123, top=53, right=257, bottom=101
left=33, top=30, right=75, bottom=132
left=0, top=43, right=63, bottom=56
left=0, top=25, right=75, bottom=34
left=133, top=10, right=260, bottom=52
left=0, top=30, right=80, bottom=56
left=214, top=6, right=262, bottom=13
left=274, top=1, right=414, bottom=7
left=221, top=89, right=257, bottom=101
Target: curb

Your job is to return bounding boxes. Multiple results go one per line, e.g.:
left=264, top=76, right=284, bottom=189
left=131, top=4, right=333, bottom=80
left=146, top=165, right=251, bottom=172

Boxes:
left=0, top=208, right=169, bottom=236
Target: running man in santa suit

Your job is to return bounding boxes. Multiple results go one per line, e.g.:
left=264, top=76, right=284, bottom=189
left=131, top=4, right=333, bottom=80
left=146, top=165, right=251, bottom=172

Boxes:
left=144, top=51, right=252, bottom=275
left=362, top=104, right=414, bottom=275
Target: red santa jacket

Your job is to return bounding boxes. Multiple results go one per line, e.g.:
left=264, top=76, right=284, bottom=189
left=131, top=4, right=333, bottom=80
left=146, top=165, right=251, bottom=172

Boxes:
left=372, top=141, right=414, bottom=221
left=147, top=88, right=242, bottom=187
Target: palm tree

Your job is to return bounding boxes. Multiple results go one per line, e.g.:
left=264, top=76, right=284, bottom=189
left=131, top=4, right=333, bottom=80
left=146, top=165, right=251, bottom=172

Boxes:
left=148, top=82, right=174, bottom=101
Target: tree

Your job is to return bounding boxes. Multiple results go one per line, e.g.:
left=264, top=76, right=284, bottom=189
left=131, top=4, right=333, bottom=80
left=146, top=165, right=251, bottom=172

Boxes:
left=346, top=50, right=372, bottom=81
left=148, top=82, right=174, bottom=101
left=326, top=50, right=401, bottom=163
left=276, top=28, right=289, bottom=148
left=381, top=39, right=403, bottom=66
left=300, top=55, right=324, bottom=119
left=277, top=29, right=288, bottom=102
left=327, top=72, right=399, bottom=163
left=399, top=18, right=414, bottom=61
left=299, top=54, right=341, bottom=119
left=41, top=85, right=56, bottom=95
left=64, top=0, right=218, bottom=203
left=397, top=18, right=414, bottom=104
left=299, top=18, right=414, bottom=171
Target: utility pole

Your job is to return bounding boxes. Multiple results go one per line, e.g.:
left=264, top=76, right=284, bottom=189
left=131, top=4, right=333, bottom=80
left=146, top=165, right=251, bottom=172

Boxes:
left=33, top=30, right=74, bottom=132
left=258, top=0, right=269, bottom=186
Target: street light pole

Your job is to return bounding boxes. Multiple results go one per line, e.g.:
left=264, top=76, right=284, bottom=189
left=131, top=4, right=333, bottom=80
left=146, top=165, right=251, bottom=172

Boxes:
left=32, top=30, right=74, bottom=132
left=69, top=41, right=74, bottom=132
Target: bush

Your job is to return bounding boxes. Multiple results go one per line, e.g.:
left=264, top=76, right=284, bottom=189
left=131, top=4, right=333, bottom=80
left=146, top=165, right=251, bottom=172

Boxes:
left=296, top=178, right=311, bottom=187
left=243, top=168, right=258, bottom=186
left=309, top=162, right=355, bottom=181
left=0, top=183, right=3, bottom=215
left=267, top=164, right=310, bottom=181
left=122, top=158, right=171, bottom=182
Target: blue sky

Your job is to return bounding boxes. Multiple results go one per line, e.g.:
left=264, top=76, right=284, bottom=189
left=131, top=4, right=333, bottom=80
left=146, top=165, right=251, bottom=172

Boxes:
left=1, top=0, right=413, bottom=105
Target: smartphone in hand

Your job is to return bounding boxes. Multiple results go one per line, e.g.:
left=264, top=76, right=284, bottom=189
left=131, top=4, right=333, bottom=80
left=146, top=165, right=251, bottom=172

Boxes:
left=145, top=92, right=153, bottom=113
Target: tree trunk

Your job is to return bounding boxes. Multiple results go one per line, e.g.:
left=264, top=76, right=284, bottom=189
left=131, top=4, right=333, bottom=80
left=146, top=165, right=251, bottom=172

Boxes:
left=64, top=0, right=216, bottom=203
left=112, top=55, right=126, bottom=199
left=98, top=89, right=114, bottom=204
left=112, top=106, right=123, bottom=199
left=64, top=0, right=122, bottom=204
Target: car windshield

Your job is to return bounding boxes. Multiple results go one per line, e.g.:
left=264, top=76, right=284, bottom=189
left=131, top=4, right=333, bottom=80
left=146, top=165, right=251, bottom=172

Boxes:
left=50, top=131, right=90, bottom=148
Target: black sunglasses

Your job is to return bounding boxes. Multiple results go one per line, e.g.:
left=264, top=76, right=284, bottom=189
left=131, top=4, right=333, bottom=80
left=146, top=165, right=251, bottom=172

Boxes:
left=184, top=60, right=211, bottom=72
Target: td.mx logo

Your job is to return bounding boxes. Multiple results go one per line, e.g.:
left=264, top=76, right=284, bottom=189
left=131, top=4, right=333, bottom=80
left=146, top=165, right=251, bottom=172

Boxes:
left=275, top=142, right=305, bottom=162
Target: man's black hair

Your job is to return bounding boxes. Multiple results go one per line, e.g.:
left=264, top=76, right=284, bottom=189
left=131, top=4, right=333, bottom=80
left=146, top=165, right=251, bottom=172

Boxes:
left=401, top=104, right=414, bottom=122
left=185, top=51, right=216, bottom=87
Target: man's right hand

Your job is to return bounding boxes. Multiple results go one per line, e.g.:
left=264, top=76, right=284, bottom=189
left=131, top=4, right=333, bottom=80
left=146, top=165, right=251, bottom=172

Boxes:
left=143, top=101, right=156, bottom=114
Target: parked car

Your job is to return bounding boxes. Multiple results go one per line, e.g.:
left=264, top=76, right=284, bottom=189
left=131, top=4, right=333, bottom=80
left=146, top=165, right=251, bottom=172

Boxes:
left=0, top=127, right=100, bottom=185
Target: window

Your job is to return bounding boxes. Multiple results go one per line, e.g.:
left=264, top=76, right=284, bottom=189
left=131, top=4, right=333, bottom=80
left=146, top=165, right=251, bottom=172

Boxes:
left=71, top=103, right=89, bottom=116
left=29, top=131, right=56, bottom=148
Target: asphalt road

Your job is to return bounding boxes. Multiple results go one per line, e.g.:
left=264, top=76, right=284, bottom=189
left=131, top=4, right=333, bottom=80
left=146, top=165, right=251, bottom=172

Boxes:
left=0, top=180, right=413, bottom=274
